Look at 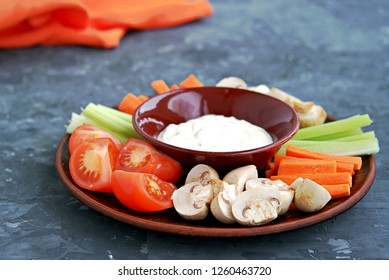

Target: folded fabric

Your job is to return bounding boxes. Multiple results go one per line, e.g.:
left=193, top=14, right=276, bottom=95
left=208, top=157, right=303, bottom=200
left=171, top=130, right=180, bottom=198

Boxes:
left=0, top=0, right=213, bottom=48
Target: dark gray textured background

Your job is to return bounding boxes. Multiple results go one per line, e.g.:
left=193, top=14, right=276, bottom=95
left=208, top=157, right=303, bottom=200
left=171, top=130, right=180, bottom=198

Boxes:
left=0, top=0, right=388, bottom=259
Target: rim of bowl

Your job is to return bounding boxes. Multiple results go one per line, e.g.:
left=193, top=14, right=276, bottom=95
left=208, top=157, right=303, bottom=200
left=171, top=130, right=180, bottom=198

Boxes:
left=133, top=87, right=300, bottom=156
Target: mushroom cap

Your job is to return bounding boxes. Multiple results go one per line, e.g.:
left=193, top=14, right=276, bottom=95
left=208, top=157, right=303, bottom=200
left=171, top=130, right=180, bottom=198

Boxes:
left=248, top=84, right=270, bottom=94
left=223, top=164, right=258, bottom=193
left=172, top=182, right=213, bottom=220
left=293, top=178, right=331, bottom=212
left=245, top=178, right=294, bottom=215
left=216, top=76, right=247, bottom=88
left=298, top=105, right=327, bottom=128
left=210, top=181, right=239, bottom=224
left=185, top=164, right=220, bottom=185
left=232, top=188, right=281, bottom=226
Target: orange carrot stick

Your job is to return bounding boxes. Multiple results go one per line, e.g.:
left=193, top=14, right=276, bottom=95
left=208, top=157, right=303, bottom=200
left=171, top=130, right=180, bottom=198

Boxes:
left=272, top=154, right=290, bottom=174
left=322, top=184, right=351, bottom=199
left=179, top=74, right=204, bottom=88
left=118, top=92, right=143, bottom=115
left=170, top=84, right=179, bottom=90
left=277, top=158, right=337, bottom=175
left=137, top=95, right=149, bottom=102
left=151, top=79, right=170, bottom=94
left=335, top=162, right=355, bottom=175
left=274, top=154, right=355, bottom=175
left=285, top=145, right=362, bottom=170
left=270, top=172, right=352, bottom=186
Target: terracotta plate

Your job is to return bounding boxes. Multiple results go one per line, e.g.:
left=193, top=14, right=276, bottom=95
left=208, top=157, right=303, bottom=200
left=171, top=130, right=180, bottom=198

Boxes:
left=55, top=123, right=376, bottom=237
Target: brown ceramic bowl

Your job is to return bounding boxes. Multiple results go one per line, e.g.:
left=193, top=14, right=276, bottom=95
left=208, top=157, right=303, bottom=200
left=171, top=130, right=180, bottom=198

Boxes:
left=133, top=87, right=299, bottom=175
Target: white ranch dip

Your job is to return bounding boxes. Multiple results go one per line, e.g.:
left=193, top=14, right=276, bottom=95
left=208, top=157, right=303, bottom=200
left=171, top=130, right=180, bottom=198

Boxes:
left=157, top=114, right=273, bottom=152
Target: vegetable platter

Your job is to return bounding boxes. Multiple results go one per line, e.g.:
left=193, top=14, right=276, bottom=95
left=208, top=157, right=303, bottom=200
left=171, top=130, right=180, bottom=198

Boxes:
left=55, top=75, right=379, bottom=237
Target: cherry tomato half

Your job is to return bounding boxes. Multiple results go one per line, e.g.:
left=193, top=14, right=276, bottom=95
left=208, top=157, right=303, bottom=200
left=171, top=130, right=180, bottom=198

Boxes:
left=69, top=138, right=118, bottom=193
left=115, top=138, right=184, bottom=184
left=111, top=170, right=177, bottom=212
left=69, top=124, right=122, bottom=154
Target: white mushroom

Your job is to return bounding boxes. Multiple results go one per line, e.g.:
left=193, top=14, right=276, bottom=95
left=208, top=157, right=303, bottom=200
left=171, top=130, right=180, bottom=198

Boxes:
left=292, top=178, right=331, bottom=212
left=223, top=165, right=258, bottom=193
left=185, top=164, right=223, bottom=197
left=250, top=85, right=327, bottom=128
left=267, top=87, right=327, bottom=128
left=290, top=177, right=304, bottom=190
left=245, top=178, right=294, bottom=215
left=298, top=104, right=328, bottom=128
left=248, top=84, right=271, bottom=94
left=231, top=188, right=281, bottom=226
left=210, top=181, right=239, bottom=224
left=215, top=76, right=248, bottom=88
left=171, top=182, right=214, bottom=220
left=185, top=164, right=220, bottom=185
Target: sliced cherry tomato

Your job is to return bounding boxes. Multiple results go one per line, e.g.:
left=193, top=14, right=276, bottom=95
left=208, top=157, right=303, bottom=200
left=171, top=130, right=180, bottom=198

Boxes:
left=111, top=170, right=177, bottom=212
left=115, top=138, right=184, bottom=184
left=69, top=138, right=118, bottom=193
left=69, top=124, right=122, bottom=154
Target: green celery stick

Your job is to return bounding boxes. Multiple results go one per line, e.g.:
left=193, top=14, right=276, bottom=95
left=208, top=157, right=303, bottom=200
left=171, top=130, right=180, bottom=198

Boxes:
left=334, top=131, right=376, bottom=142
left=65, top=112, right=129, bottom=143
left=65, top=112, right=98, bottom=134
left=280, top=138, right=379, bottom=156
left=82, top=103, right=135, bottom=136
left=293, top=114, right=372, bottom=140
left=305, top=128, right=363, bottom=141
left=96, top=104, right=133, bottom=123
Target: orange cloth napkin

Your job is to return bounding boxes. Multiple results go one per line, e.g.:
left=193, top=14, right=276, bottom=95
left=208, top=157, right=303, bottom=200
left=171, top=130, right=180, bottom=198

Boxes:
left=0, top=0, right=213, bottom=48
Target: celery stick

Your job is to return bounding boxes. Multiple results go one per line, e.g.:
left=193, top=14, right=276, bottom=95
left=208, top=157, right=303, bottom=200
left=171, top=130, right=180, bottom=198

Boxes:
left=305, top=128, right=363, bottom=141
left=281, top=138, right=380, bottom=156
left=65, top=112, right=100, bottom=134
left=334, top=131, right=376, bottom=142
left=82, top=103, right=135, bottom=136
left=65, top=112, right=129, bottom=143
left=293, top=114, right=372, bottom=140
left=96, top=104, right=133, bottom=123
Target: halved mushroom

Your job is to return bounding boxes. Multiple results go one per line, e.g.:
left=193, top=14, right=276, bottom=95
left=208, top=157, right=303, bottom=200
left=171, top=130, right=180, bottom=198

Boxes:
left=290, top=177, right=304, bottom=190
left=267, top=87, right=327, bottom=128
left=248, top=84, right=270, bottom=94
left=171, top=182, right=214, bottom=220
left=245, top=178, right=294, bottom=215
left=215, top=76, right=247, bottom=88
left=292, top=178, right=331, bottom=212
left=223, top=165, right=258, bottom=193
left=185, top=164, right=220, bottom=185
left=185, top=164, right=223, bottom=197
left=231, top=188, right=281, bottom=226
left=210, top=181, right=239, bottom=224
left=249, top=85, right=327, bottom=128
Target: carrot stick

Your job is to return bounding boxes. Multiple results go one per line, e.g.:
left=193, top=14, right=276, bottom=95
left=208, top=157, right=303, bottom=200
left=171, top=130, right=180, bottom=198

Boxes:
left=179, top=74, right=204, bottom=88
left=118, top=92, right=143, bottom=115
left=322, top=184, right=351, bottom=199
left=137, top=95, right=149, bottom=102
left=336, top=162, right=355, bottom=175
left=272, top=154, right=290, bottom=174
left=285, top=145, right=362, bottom=170
left=277, top=159, right=337, bottom=175
left=170, top=84, right=179, bottom=90
left=151, top=79, right=170, bottom=94
left=270, top=172, right=352, bottom=186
